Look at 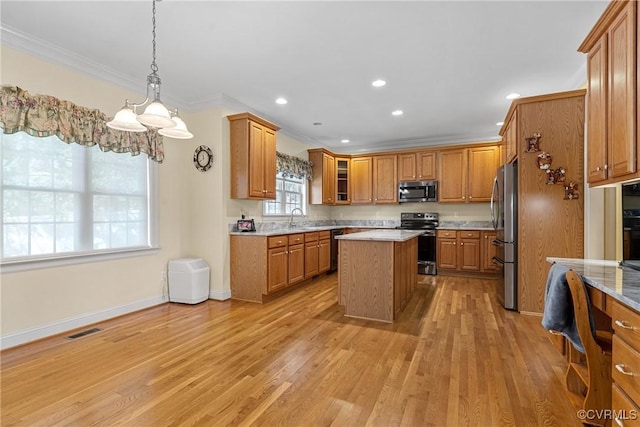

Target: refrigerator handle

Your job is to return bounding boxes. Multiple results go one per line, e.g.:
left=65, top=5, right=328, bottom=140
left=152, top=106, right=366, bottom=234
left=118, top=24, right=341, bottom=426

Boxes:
left=492, top=256, right=505, bottom=266
left=490, top=175, right=498, bottom=230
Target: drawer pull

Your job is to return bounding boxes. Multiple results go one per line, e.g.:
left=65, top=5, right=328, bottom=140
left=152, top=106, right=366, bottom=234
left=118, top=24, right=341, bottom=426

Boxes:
left=615, top=417, right=624, bottom=427
left=615, top=320, right=635, bottom=330
left=615, top=364, right=634, bottom=376
left=549, top=330, right=563, bottom=336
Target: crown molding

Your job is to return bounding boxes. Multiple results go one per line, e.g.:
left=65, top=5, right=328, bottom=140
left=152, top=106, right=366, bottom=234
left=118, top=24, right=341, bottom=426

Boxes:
left=341, top=133, right=502, bottom=154
left=1, top=25, right=190, bottom=111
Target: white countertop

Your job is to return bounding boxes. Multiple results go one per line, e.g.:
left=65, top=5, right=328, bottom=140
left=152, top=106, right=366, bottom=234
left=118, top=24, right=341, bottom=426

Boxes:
left=547, top=257, right=640, bottom=312
left=335, top=229, right=424, bottom=242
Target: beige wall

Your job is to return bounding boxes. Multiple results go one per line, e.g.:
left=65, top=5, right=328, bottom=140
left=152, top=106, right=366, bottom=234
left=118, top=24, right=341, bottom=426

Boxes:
left=1, top=47, right=188, bottom=345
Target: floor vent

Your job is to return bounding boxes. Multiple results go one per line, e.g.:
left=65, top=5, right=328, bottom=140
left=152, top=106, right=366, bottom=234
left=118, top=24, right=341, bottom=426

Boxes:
left=66, top=328, right=102, bottom=339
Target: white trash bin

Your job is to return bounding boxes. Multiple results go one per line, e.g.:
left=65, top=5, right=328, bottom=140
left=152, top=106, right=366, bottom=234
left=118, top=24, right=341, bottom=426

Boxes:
left=168, top=258, right=210, bottom=304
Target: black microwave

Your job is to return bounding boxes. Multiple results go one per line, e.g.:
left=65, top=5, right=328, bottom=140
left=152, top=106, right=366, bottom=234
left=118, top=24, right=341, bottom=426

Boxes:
left=398, top=180, right=438, bottom=203
left=622, top=181, right=640, bottom=271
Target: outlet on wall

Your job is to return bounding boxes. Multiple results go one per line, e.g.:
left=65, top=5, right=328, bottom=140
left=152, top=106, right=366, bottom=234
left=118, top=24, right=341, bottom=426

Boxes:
left=160, top=271, right=167, bottom=281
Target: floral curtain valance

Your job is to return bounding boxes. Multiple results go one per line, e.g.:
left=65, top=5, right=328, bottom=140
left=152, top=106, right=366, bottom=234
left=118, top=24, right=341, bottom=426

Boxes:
left=276, top=151, right=313, bottom=180
left=0, top=86, right=164, bottom=162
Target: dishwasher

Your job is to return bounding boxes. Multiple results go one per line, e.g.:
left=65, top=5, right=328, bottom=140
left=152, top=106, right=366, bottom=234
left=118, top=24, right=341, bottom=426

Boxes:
left=330, top=228, right=344, bottom=272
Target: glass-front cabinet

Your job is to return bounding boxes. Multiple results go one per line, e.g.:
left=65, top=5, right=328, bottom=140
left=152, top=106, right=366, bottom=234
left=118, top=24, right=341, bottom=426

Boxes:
left=335, top=158, right=350, bottom=204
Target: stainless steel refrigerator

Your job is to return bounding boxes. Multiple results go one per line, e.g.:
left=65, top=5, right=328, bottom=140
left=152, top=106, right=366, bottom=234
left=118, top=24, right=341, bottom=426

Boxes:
left=490, top=163, right=517, bottom=311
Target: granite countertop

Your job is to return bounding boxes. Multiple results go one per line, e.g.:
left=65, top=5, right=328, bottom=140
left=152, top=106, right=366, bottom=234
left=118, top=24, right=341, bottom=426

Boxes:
left=229, top=225, right=393, bottom=237
left=547, top=257, right=640, bottom=312
left=335, top=229, right=424, bottom=242
left=437, top=220, right=494, bottom=230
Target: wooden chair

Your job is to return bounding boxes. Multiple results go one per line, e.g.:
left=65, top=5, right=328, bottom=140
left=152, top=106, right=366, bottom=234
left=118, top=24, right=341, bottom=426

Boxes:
left=564, top=270, right=612, bottom=426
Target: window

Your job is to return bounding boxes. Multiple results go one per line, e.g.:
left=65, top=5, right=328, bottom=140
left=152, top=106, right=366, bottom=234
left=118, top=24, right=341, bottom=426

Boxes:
left=263, top=172, right=307, bottom=216
left=2, top=132, right=157, bottom=264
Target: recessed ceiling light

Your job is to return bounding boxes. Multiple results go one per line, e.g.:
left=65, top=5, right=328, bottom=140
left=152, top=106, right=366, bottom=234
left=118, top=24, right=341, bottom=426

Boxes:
left=391, top=110, right=403, bottom=116
left=496, top=121, right=504, bottom=126
left=275, top=97, right=288, bottom=105
left=506, top=93, right=520, bottom=100
left=372, top=79, right=386, bottom=87
left=341, top=139, right=350, bottom=143
left=313, top=122, right=322, bottom=126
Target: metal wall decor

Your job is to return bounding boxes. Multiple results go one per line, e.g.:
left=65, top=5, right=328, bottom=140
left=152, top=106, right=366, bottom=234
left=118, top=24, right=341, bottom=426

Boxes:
left=563, top=181, right=579, bottom=200
left=537, top=152, right=552, bottom=170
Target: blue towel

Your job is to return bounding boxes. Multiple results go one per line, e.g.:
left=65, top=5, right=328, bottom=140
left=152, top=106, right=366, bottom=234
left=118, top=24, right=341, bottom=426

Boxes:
left=541, top=263, right=593, bottom=354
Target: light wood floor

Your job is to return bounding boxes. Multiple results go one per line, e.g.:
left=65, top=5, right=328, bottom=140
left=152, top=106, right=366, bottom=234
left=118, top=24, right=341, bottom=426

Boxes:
left=1, top=274, right=581, bottom=427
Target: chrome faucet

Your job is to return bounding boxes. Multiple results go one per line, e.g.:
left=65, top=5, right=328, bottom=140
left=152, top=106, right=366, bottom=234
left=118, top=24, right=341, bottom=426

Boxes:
left=289, top=208, right=304, bottom=229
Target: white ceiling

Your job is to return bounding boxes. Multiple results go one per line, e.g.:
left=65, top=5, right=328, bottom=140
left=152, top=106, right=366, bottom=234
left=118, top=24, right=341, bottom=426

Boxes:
left=1, top=1, right=609, bottom=153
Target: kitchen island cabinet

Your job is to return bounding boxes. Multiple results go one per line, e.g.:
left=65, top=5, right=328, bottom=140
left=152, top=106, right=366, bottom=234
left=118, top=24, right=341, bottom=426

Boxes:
left=336, top=229, right=421, bottom=322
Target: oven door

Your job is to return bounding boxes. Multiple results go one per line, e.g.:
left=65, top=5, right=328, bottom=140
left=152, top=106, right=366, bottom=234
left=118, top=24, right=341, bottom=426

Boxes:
left=417, top=230, right=437, bottom=275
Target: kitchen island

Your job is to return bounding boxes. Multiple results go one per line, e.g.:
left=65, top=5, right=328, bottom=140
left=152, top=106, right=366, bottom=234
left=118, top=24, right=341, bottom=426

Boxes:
left=335, top=229, right=423, bottom=322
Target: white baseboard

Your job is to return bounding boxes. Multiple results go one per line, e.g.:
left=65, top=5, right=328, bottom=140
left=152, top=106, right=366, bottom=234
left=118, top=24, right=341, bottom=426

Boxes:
left=209, top=289, right=231, bottom=301
left=0, top=295, right=167, bottom=350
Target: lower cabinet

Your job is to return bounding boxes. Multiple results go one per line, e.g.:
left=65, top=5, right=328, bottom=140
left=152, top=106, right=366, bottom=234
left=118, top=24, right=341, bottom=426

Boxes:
left=481, top=231, right=498, bottom=272
left=305, top=231, right=331, bottom=278
left=612, top=299, right=640, bottom=422
left=231, top=231, right=331, bottom=303
left=437, top=229, right=496, bottom=275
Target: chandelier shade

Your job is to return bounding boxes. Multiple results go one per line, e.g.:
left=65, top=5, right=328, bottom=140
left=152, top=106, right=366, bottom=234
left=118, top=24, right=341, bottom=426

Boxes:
left=158, top=116, right=193, bottom=139
left=109, top=0, right=193, bottom=140
left=138, top=101, right=176, bottom=129
left=107, top=106, right=148, bottom=132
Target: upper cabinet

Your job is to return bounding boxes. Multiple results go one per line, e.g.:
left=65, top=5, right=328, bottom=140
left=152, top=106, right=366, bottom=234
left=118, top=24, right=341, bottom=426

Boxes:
left=372, top=155, right=398, bottom=204
left=335, top=157, right=351, bottom=204
left=308, top=149, right=335, bottom=205
left=398, top=151, right=437, bottom=181
left=351, top=156, right=373, bottom=204
left=228, top=113, right=280, bottom=200
left=579, top=0, right=638, bottom=186
left=503, top=110, right=518, bottom=164
left=438, top=145, right=500, bottom=203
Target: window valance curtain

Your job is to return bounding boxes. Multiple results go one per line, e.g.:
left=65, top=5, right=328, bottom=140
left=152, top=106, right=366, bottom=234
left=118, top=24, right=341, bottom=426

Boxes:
left=276, top=151, right=313, bottom=180
left=0, top=86, right=164, bottom=162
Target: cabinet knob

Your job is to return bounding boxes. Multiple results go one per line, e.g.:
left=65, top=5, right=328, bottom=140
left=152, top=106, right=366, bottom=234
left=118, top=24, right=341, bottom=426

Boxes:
left=285, top=250, right=289, bottom=254
left=596, top=166, right=601, bottom=171
left=418, top=174, right=422, bottom=178
left=469, top=196, right=472, bottom=199
left=453, top=242, right=456, bottom=245
left=461, top=242, right=464, bottom=246
left=604, top=164, right=609, bottom=170
left=462, top=196, right=466, bottom=200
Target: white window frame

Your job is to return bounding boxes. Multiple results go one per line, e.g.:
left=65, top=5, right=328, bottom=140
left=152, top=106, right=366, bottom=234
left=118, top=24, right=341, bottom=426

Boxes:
left=263, top=172, right=307, bottom=217
left=1, top=134, right=159, bottom=273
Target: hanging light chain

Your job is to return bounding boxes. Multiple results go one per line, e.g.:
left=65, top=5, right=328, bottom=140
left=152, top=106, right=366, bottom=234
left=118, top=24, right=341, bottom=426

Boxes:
left=150, top=0, right=158, bottom=74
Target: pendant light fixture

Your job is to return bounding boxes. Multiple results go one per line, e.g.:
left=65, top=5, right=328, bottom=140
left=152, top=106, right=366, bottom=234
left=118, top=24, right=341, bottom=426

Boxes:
left=107, top=0, right=193, bottom=139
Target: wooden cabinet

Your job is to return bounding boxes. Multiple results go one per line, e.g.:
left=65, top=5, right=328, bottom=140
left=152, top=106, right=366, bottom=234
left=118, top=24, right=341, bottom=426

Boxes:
left=231, top=231, right=330, bottom=303
left=437, top=229, right=496, bottom=274
left=503, top=111, right=518, bottom=164
left=579, top=0, right=639, bottom=186
left=335, top=157, right=350, bottom=204
left=436, top=230, right=458, bottom=270
left=398, top=151, right=437, bottom=181
left=372, top=155, right=398, bottom=204
left=481, top=231, right=498, bottom=272
left=499, top=90, right=585, bottom=314
left=351, top=156, right=373, bottom=204
left=308, top=149, right=336, bottom=205
left=438, top=145, right=500, bottom=203
left=611, top=299, right=640, bottom=423
left=228, top=113, right=279, bottom=200
left=304, top=231, right=331, bottom=279
left=458, top=230, right=481, bottom=271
